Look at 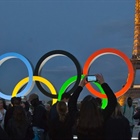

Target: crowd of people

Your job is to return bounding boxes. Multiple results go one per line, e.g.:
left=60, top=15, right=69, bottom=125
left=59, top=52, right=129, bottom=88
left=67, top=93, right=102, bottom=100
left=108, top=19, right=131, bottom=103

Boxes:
left=0, top=74, right=138, bottom=140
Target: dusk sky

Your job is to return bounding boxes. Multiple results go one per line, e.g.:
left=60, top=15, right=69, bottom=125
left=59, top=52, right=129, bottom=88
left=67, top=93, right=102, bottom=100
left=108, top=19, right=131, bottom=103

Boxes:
left=0, top=0, right=136, bottom=102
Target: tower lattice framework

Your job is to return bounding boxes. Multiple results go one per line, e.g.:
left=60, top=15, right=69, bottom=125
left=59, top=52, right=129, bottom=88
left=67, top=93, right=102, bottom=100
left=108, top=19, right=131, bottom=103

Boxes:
left=118, top=0, right=140, bottom=106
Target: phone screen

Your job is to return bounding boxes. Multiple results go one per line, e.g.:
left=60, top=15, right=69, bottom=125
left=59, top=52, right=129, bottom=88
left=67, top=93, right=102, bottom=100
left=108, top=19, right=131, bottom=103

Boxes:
left=86, top=75, right=97, bottom=82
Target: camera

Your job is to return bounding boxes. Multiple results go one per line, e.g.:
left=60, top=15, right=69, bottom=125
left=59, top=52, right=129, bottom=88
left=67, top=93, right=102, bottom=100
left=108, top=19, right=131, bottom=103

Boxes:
left=86, top=75, right=97, bottom=82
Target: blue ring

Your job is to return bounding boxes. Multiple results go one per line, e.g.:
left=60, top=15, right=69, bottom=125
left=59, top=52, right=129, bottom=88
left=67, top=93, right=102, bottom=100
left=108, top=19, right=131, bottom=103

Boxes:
left=0, top=52, right=33, bottom=100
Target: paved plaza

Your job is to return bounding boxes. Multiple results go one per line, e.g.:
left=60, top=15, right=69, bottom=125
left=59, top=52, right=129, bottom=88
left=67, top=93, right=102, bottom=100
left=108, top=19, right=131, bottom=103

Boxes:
left=132, top=125, right=140, bottom=140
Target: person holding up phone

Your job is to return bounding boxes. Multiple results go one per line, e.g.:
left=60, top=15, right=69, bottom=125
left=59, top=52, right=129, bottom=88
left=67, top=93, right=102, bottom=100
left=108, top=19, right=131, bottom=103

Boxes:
left=68, top=74, right=117, bottom=140
left=49, top=74, right=117, bottom=140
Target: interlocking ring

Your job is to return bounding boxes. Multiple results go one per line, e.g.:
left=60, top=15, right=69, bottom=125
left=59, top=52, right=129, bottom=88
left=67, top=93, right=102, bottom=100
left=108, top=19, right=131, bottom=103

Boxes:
left=58, top=74, right=107, bottom=109
left=83, top=48, right=134, bottom=98
left=12, top=76, right=57, bottom=104
left=34, top=50, right=82, bottom=98
left=0, top=52, right=33, bottom=100
left=0, top=48, right=134, bottom=108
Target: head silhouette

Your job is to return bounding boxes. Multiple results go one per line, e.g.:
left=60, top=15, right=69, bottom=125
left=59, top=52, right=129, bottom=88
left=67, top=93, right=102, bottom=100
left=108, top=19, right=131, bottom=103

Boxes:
left=61, top=93, right=71, bottom=102
left=77, top=95, right=103, bottom=135
left=57, top=101, right=68, bottom=122
left=111, top=102, right=122, bottom=118
left=127, top=97, right=133, bottom=107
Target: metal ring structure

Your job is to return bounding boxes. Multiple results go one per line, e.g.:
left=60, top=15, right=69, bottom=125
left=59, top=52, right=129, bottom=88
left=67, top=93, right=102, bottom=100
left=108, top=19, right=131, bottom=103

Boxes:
left=58, top=74, right=107, bottom=109
left=0, top=52, right=33, bottom=100
left=0, top=48, right=134, bottom=104
left=83, top=48, right=134, bottom=98
left=34, top=50, right=82, bottom=98
left=11, top=76, right=57, bottom=104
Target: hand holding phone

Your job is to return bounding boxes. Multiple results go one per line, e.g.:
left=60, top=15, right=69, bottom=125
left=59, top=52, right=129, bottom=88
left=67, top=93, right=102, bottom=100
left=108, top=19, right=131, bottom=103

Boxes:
left=86, top=75, right=97, bottom=82
left=95, top=74, right=104, bottom=84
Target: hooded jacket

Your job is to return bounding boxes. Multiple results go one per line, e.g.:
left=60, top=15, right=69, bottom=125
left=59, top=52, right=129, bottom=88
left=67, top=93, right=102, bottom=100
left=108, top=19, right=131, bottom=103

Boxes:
left=122, top=98, right=135, bottom=126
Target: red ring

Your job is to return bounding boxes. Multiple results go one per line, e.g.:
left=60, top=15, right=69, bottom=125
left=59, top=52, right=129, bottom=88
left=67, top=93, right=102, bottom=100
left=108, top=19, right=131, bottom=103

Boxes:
left=83, top=48, right=134, bottom=98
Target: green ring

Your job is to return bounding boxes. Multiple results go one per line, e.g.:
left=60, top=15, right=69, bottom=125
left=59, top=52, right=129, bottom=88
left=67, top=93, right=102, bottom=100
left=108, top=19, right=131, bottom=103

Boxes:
left=93, top=82, right=108, bottom=109
left=58, top=75, right=108, bottom=109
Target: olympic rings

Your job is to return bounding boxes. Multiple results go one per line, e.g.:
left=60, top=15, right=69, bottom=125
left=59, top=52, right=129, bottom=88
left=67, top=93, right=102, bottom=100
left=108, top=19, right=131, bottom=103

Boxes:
left=0, top=48, right=134, bottom=104
left=83, top=48, right=134, bottom=98
left=11, top=76, right=57, bottom=104
left=0, top=52, right=33, bottom=100
left=34, top=50, right=82, bottom=98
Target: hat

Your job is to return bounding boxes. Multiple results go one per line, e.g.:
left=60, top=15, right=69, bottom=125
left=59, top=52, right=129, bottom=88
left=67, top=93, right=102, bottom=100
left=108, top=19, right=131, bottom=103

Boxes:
left=28, top=93, right=39, bottom=102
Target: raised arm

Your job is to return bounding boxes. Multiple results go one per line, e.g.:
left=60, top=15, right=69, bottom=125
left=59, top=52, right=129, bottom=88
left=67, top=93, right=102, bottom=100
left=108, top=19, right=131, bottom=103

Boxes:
left=96, top=74, right=117, bottom=120
left=68, top=76, right=87, bottom=117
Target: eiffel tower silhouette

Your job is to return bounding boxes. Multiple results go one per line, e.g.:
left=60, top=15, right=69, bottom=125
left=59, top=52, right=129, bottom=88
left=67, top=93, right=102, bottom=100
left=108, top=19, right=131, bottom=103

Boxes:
left=118, top=0, right=140, bottom=106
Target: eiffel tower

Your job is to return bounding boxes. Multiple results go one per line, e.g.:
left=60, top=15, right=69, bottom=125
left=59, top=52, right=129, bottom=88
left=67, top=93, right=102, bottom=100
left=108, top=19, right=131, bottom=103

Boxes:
left=118, top=0, right=140, bottom=106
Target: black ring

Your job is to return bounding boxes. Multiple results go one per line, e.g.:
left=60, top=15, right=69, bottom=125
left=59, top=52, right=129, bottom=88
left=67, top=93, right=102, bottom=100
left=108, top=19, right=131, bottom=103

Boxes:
left=34, top=50, right=82, bottom=98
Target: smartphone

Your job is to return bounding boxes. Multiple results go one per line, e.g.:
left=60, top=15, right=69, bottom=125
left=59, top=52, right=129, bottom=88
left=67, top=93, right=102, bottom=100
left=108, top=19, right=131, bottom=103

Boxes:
left=86, top=75, right=97, bottom=82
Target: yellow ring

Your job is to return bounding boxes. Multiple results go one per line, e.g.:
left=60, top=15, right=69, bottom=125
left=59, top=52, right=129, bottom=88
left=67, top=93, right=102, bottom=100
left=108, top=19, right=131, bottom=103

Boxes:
left=12, top=76, right=57, bottom=104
